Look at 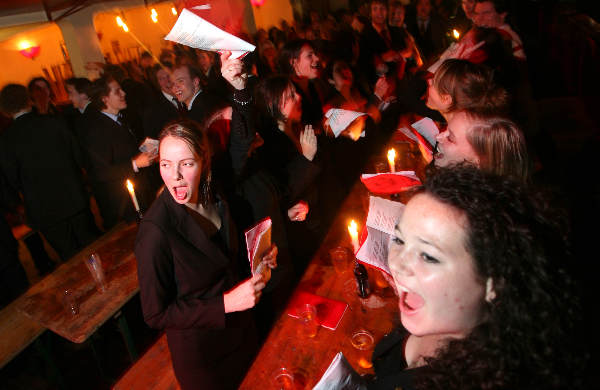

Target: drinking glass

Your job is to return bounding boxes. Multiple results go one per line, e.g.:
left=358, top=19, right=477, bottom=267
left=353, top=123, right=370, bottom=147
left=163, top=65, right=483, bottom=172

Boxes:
left=86, top=253, right=107, bottom=293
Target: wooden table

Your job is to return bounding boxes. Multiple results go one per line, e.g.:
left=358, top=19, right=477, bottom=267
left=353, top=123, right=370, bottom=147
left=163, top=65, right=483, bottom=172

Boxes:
left=240, top=181, right=403, bottom=389
left=0, top=297, right=45, bottom=369
left=17, top=223, right=139, bottom=345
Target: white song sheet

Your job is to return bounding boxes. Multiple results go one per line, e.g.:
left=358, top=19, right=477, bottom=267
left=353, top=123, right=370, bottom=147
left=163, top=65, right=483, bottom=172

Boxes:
left=165, top=9, right=255, bottom=59
left=325, top=108, right=367, bottom=138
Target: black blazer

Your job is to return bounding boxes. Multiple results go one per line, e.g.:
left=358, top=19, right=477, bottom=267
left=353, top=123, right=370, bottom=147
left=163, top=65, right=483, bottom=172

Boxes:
left=80, top=109, right=145, bottom=229
left=135, top=189, right=256, bottom=389
left=0, top=112, right=88, bottom=229
left=142, top=92, right=180, bottom=139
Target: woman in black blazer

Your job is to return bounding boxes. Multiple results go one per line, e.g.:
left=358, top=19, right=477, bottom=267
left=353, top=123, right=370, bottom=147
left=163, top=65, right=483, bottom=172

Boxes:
left=135, top=121, right=277, bottom=390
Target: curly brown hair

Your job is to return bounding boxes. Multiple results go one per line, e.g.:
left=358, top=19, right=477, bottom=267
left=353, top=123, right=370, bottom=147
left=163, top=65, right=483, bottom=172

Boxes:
left=411, top=164, right=585, bottom=389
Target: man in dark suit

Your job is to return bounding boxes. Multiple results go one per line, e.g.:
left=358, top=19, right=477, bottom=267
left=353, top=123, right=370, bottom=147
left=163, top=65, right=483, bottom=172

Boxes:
left=359, top=0, right=412, bottom=84
left=142, top=65, right=181, bottom=140
left=172, top=63, right=212, bottom=125
left=82, top=76, right=156, bottom=230
left=63, top=77, right=93, bottom=140
left=0, top=84, right=98, bottom=261
left=406, top=0, right=448, bottom=61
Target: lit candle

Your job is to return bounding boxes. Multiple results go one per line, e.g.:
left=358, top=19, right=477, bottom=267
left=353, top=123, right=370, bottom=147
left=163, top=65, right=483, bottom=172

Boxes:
left=348, top=220, right=359, bottom=254
left=387, top=148, right=396, bottom=173
left=453, top=29, right=460, bottom=39
left=126, top=179, right=140, bottom=212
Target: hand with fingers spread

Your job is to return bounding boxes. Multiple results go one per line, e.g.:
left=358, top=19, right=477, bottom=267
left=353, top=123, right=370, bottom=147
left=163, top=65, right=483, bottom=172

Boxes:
left=300, top=125, right=317, bottom=161
left=223, top=273, right=265, bottom=313
left=220, top=50, right=246, bottom=90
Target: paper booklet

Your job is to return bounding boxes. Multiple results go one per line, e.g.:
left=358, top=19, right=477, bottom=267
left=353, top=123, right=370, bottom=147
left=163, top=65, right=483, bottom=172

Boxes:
left=165, top=8, right=256, bottom=59
left=286, top=291, right=348, bottom=331
left=411, top=117, right=439, bottom=147
left=139, top=137, right=159, bottom=156
left=397, top=116, right=440, bottom=159
left=360, top=171, right=421, bottom=195
left=244, top=217, right=272, bottom=281
left=356, top=196, right=405, bottom=275
left=313, top=352, right=367, bottom=390
left=325, top=108, right=367, bottom=139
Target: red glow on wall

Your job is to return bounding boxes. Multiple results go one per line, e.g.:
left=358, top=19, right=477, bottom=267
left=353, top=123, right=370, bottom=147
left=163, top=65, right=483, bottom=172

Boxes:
left=19, top=46, right=41, bottom=59
left=251, top=0, right=265, bottom=6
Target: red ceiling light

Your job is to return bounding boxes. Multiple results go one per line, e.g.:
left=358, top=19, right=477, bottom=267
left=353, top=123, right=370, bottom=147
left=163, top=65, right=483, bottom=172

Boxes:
left=18, top=40, right=41, bottom=59
left=251, top=0, right=265, bottom=6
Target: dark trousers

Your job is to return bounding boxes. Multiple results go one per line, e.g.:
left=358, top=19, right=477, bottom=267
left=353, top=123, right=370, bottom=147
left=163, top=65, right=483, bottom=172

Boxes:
left=41, top=209, right=100, bottom=261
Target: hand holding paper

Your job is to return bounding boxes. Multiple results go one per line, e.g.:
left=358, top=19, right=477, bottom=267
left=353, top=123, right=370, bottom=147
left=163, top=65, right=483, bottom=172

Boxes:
left=220, top=51, right=246, bottom=90
left=165, top=9, right=255, bottom=59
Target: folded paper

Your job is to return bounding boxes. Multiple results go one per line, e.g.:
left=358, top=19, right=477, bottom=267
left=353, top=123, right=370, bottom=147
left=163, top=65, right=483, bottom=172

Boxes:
left=286, top=291, right=348, bottom=331
left=165, top=9, right=255, bottom=59
left=360, top=172, right=421, bottom=194
left=244, top=217, right=272, bottom=280
left=325, top=108, right=367, bottom=138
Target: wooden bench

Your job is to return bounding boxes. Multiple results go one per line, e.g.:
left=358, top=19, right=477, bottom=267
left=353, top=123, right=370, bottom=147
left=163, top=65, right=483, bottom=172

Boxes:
left=0, top=296, right=45, bottom=369
left=112, top=334, right=180, bottom=390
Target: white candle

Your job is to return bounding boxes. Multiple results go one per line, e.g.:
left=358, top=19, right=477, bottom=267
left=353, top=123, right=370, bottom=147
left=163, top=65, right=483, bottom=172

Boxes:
left=387, top=148, right=396, bottom=173
left=126, top=179, right=140, bottom=212
left=348, top=220, right=359, bottom=254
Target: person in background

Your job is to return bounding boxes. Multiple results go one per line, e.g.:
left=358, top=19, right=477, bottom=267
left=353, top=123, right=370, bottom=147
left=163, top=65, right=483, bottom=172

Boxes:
left=135, top=120, right=278, bottom=390
left=405, top=0, right=448, bottom=62
left=143, top=64, right=181, bottom=140
left=63, top=77, right=93, bottom=139
left=472, top=0, right=525, bottom=60
left=0, top=84, right=98, bottom=261
left=82, top=76, right=155, bottom=230
left=368, top=165, right=584, bottom=389
left=27, top=77, right=58, bottom=115
left=172, top=63, right=212, bottom=125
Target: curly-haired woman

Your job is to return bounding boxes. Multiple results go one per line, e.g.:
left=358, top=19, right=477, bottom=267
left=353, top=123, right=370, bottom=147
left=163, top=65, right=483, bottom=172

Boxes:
left=369, top=164, right=584, bottom=389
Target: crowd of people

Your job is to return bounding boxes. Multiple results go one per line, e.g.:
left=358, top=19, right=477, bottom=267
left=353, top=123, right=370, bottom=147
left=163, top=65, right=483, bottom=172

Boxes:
left=0, top=0, right=587, bottom=389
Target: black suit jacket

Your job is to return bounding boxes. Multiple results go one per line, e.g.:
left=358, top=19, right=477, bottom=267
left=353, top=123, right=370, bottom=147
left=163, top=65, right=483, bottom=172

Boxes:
left=80, top=109, right=147, bottom=229
left=359, top=23, right=410, bottom=83
left=406, top=14, right=448, bottom=61
left=135, top=189, right=256, bottom=389
left=186, top=91, right=210, bottom=126
left=142, top=92, right=180, bottom=139
left=0, top=112, right=88, bottom=229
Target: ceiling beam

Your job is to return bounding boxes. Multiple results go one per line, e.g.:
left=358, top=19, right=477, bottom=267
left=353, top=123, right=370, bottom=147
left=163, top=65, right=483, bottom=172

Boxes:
left=41, top=0, right=53, bottom=21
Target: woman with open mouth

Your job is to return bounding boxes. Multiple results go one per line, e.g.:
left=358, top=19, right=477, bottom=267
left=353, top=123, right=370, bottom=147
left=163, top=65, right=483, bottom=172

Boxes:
left=367, top=165, right=584, bottom=390
left=134, top=120, right=278, bottom=390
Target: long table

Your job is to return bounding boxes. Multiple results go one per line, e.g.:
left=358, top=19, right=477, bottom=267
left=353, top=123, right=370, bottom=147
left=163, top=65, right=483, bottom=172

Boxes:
left=17, top=223, right=139, bottom=346
left=240, top=182, right=404, bottom=389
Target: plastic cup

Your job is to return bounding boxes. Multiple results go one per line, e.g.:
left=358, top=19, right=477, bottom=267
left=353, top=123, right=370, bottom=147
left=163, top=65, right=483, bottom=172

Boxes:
left=351, top=329, right=374, bottom=370
left=297, top=303, right=318, bottom=338
left=62, top=289, right=79, bottom=315
left=272, top=367, right=294, bottom=390
left=329, top=246, right=349, bottom=275
left=85, top=253, right=107, bottom=293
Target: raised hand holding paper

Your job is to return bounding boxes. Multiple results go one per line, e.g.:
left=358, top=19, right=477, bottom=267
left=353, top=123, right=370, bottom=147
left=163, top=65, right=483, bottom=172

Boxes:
left=165, top=9, right=255, bottom=59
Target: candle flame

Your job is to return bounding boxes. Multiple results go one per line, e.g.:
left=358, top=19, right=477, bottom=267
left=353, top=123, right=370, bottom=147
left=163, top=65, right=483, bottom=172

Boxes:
left=171, top=7, right=178, bottom=15
left=453, top=29, right=460, bottom=39
left=126, top=179, right=134, bottom=193
left=348, top=220, right=358, bottom=239
left=151, top=8, right=158, bottom=23
left=116, top=16, right=124, bottom=27
left=122, top=23, right=129, bottom=32
left=387, top=148, right=396, bottom=164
